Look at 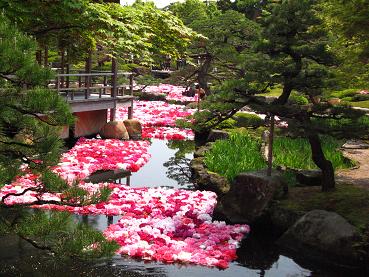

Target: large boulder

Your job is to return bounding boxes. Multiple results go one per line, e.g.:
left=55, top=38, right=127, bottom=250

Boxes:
left=207, top=129, right=229, bottom=142
left=217, top=170, right=283, bottom=224
left=193, top=143, right=213, bottom=158
left=278, top=210, right=363, bottom=267
left=190, top=157, right=230, bottom=195
left=123, top=119, right=142, bottom=140
left=100, top=121, right=129, bottom=140
left=295, top=169, right=322, bottom=186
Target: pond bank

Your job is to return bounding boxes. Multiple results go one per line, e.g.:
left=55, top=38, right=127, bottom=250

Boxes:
left=191, top=139, right=369, bottom=274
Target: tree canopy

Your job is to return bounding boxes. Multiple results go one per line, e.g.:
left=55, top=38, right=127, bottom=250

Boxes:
left=178, top=0, right=369, bottom=192
left=0, top=0, right=197, bottom=65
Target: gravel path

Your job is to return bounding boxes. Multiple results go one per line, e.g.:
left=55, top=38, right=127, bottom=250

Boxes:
left=336, top=148, right=369, bottom=188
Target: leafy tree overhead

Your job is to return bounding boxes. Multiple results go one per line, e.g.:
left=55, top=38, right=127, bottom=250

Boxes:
left=0, top=14, right=118, bottom=258
left=0, top=0, right=197, bottom=67
left=169, top=0, right=260, bottom=92
left=319, top=0, right=369, bottom=87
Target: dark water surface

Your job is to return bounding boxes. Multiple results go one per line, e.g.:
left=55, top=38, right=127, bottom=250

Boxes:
left=0, top=139, right=362, bottom=276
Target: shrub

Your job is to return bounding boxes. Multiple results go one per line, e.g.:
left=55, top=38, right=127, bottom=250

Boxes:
left=352, top=94, right=369, bottom=102
left=215, top=118, right=237, bottom=129
left=341, top=96, right=353, bottom=102
left=329, top=89, right=359, bottom=99
left=234, top=112, right=264, bottom=128
left=288, top=92, right=309, bottom=105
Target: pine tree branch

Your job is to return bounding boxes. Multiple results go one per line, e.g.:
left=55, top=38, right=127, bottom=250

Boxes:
left=1, top=186, right=42, bottom=203
left=19, top=233, right=54, bottom=252
left=0, top=140, right=34, bottom=149
left=0, top=214, right=54, bottom=253
left=6, top=104, right=59, bottom=126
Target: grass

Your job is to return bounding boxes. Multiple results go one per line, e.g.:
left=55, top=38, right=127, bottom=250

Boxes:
left=204, top=133, right=266, bottom=181
left=205, top=132, right=353, bottom=182
left=273, top=136, right=354, bottom=170
left=263, top=85, right=283, bottom=97
left=351, top=100, right=369, bottom=109
left=279, top=184, right=369, bottom=230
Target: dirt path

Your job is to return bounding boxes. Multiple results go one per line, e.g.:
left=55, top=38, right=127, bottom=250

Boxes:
left=336, top=148, right=369, bottom=188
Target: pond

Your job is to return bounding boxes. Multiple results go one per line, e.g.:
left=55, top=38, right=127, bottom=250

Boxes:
left=0, top=139, right=359, bottom=276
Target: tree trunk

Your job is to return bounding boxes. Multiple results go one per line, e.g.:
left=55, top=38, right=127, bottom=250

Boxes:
left=274, top=82, right=292, bottom=105
left=36, top=50, right=42, bottom=65
left=197, top=54, right=212, bottom=94
left=60, top=49, right=65, bottom=88
left=308, top=133, right=335, bottom=191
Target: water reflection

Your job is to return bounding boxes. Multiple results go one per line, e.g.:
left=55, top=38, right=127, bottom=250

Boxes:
left=127, top=139, right=194, bottom=189
left=163, top=140, right=195, bottom=188
left=0, top=139, right=357, bottom=276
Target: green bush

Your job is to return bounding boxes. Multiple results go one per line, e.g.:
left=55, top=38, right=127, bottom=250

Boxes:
left=329, top=89, right=359, bottom=99
left=204, top=133, right=266, bottom=181
left=215, top=118, right=237, bottom=129
left=288, top=92, right=309, bottom=105
left=352, top=93, right=369, bottom=102
left=234, top=112, right=264, bottom=128
left=341, top=96, right=353, bottom=102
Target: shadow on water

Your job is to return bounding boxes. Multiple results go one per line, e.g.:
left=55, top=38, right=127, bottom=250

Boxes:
left=1, top=139, right=366, bottom=276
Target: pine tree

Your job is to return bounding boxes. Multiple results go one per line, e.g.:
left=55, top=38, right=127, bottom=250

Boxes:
left=188, top=0, right=369, bottom=191
left=0, top=14, right=118, bottom=258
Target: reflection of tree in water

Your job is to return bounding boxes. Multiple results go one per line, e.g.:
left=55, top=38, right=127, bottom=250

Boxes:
left=164, top=140, right=195, bottom=188
left=235, top=227, right=280, bottom=276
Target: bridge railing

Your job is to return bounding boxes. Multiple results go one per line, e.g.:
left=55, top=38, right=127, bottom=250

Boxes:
left=52, top=71, right=134, bottom=101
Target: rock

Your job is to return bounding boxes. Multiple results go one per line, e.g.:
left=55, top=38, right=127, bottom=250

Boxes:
left=194, top=144, right=212, bottom=158
left=99, top=121, right=129, bottom=140
left=327, top=98, right=341, bottom=105
left=342, top=139, right=369, bottom=149
left=190, top=157, right=230, bottom=195
left=278, top=210, right=363, bottom=267
left=268, top=204, right=304, bottom=234
left=186, top=102, right=198, bottom=109
left=14, top=132, right=33, bottom=145
left=295, top=169, right=322, bottom=186
left=218, top=170, right=283, bottom=224
left=207, top=129, right=229, bottom=142
left=123, top=119, right=142, bottom=140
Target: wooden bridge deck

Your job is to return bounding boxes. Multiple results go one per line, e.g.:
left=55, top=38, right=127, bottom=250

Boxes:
left=54, top=71, right=135, bottom=116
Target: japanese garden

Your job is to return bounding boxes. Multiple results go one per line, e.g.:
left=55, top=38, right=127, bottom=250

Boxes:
left=0, top=0, right=368, bottom=276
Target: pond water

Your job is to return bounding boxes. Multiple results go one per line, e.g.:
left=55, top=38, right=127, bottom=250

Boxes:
left=0, top=139, right=361, bottom=276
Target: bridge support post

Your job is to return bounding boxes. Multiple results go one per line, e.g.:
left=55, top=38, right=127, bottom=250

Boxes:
left=110, top=57, right=118, bottom=121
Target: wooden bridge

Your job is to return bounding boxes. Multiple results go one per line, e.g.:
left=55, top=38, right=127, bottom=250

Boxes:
left=53, top=70, right=136, bottom=139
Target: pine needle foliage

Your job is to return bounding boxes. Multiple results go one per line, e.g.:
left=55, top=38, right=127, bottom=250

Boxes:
left=0, top=14, right=118, bottom=259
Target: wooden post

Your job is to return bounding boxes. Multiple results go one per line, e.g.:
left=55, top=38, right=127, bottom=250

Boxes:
left=44, top=46, right=48, bottom=67
left=267, top=114, right=275, bottom=176
left=103, top=75, right=107, bottom=94
left=128, top=99, right=133, bottom=119
left=107, top=216, right=113, bottom=226
left=56, top=75, right=60, bottom=92
left=66, top=63, right=70, bottom=88
left=129, top=74, right=134, bottom=96
left=85, top=50, right=92, bottom=99
left=110, top=57, right=118, bottom=121
left=60, top=49, right=65, bottom=88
